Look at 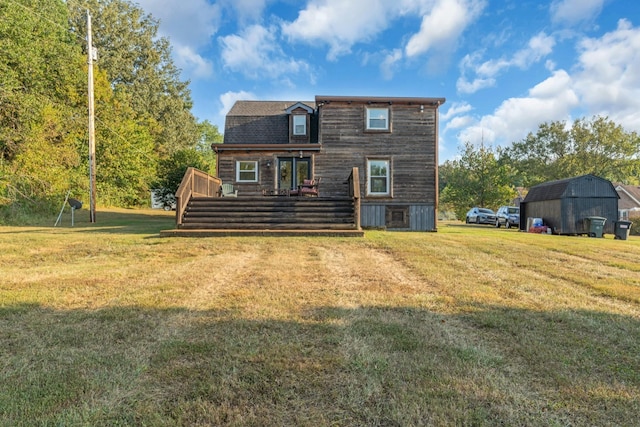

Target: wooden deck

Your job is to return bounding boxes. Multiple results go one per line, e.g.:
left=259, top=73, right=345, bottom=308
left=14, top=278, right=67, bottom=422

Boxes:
left=167, top=167, right=362, bottom=237
left=161, top=195, right=363, bottom=237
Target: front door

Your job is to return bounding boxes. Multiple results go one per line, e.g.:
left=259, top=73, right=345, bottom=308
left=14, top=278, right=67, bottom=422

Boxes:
left=278, top=157, right=311, bottom=191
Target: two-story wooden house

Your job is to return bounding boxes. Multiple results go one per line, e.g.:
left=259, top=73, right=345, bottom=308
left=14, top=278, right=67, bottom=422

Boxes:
left=209, top=95, right=445, bottom=231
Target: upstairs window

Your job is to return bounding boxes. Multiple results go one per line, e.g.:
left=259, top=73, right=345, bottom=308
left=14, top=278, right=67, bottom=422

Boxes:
left=293, top=115, right=306, bottom=135
left=236, top=161, right=258, bottom=182
left=366, top=108, right=389, bottom=131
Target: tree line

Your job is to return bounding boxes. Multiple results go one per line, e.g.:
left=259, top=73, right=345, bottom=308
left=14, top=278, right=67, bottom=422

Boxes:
left=0, top=0, right=220, bottom=223
left=440, top=116, right=640, bottom=220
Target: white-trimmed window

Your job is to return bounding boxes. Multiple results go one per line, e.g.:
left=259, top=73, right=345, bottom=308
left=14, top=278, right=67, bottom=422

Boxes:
left=236, top=161, right=258, bottom=182
left=367, top=159, right=390, bottom=196
left=366, top=108, right=389, bottom=130
left=293, top=115, right=306, bottom=135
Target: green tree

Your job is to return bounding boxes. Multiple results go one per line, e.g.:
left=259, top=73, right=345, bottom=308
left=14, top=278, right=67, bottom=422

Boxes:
left=151, top=121, right=220, bottom=207
left=0, top=0, right=85, bottom=156
left=92, top=70, right=157, bottom=206
left=0, top=0, right=87, bottom=220
left=440, top=142, right=516, bottom=220
left=67, top=0, right=200, bottom=156
left=154, top=149, right=212, bottom=203
left=0, top=0, right=207, bottom=223
left=504, top=116, right=640, bottom=187
left=195, top=120, right=223, bottom=175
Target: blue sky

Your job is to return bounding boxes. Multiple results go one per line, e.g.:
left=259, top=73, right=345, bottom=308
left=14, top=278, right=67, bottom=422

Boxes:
left=134, top=0, right=640, bottom=162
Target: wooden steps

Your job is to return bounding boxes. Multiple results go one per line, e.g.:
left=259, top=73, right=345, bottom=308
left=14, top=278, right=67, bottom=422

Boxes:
left=160, top=196, right=363, bottom=237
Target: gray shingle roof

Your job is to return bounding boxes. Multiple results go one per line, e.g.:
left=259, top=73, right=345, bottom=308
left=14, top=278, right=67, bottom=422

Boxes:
left=523, top=177, right=573, bottom=202
left=227, top=101, right=315, bottom=116
left=223, top=101, right=316, bottom=145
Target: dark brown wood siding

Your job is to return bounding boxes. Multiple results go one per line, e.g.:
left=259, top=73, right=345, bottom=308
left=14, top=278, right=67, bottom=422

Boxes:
left=316, top=101, right=438, bottom=205
left=218, top=152, right=279, bottom=197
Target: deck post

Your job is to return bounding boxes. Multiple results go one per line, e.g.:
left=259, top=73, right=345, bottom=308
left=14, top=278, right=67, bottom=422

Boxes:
left=350, top=167, right=361, bottom=230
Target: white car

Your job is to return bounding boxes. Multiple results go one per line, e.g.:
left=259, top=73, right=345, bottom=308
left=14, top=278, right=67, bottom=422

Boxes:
left=465, top=207, right=497, bottom=225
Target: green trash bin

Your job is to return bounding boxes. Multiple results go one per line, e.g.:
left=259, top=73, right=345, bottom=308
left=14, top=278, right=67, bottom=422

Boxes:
left=614, top=220, right=632, bottom=240
left=584, top=216, right=606, bottom=238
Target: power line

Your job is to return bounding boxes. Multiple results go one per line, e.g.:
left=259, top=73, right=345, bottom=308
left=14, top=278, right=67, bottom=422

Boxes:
left=4, top=0, right=99, bottom=32
left=4, top=0, right=72, bottom=29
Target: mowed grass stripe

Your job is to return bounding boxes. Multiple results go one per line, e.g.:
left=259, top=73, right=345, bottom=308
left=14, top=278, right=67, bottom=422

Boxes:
left=0, top=210, right=638, bottom=426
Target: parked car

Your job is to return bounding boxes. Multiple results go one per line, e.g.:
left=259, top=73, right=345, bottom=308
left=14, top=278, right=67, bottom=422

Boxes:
left=495, top=206, right=520, bottom=228
left=465, top=207, right=496, bottom=225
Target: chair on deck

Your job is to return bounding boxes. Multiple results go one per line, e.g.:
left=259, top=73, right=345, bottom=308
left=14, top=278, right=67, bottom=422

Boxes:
left=293, top=178, right=319, bottom=197
left=221, top=183, right=238, bottom=197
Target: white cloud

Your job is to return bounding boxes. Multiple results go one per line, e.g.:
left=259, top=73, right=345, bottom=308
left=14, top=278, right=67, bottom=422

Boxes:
left=456, top=76, right=496, bottom=94
left=441, top=101, right=473, bottom=121
left=281, top=0, right=484, bottom=61
left=545, top=59, right=557, bottom=71
left=451, top=19, right=640, bottom=155
left=550, top=0, right=605, bottom=26
left=573, top=19, right=640, bottom=130
left=281, top=0, right=391, bottom=60
left=456, top=52, right=496, bottom=93
left=512, top=32, right=555, bottom=68
left=173, top=45, right=214, bottom=78
left=133, top=0, right=219, bottom=79
left=223, top=0, right=268, bottom=23
left=445, top=115, right=475, bottom=133
left=458, top=32, right=555, bottom=94
left=529, top=69, right=574, bottom=99
left=380, top=49, right=403, bottom=80
left=134, top=0, right=220, bottom=46
left=405, top=0, right=486, bottom=58
left=219, top=25, right=310, bottom=80
left=219, top=90, right=257, bottom=118
left=457, top=70, right=579, bottom=146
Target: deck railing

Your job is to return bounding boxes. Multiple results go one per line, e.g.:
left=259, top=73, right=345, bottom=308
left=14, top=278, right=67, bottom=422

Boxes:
left=347, top=167, right=361, bottom=230
left=175, top=167, right=222, bottom=226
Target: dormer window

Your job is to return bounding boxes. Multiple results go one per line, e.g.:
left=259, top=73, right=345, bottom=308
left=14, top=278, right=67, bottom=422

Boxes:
left=366, top=108, right=389, bottom=131
left=293, top=115, right=306, bottom=135
left=285, top=102, right=314, bottom=143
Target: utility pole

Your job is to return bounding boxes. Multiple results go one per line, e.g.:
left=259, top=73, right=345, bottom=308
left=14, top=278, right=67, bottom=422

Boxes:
left=87, top=10, right=97, bottom=223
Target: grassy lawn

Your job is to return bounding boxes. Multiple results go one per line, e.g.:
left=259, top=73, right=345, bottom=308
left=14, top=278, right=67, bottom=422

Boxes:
left=1, top=209, right=639, bottom=426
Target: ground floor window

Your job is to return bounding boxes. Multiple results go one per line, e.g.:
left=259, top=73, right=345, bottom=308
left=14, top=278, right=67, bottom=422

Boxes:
left=236, top=160, right=258, bottom=182
left=367, top=159, right=390, bottom=196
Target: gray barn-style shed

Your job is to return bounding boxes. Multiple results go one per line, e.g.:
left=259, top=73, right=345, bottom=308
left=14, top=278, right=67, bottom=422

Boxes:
left=519, top=174, right=619, bottom=235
